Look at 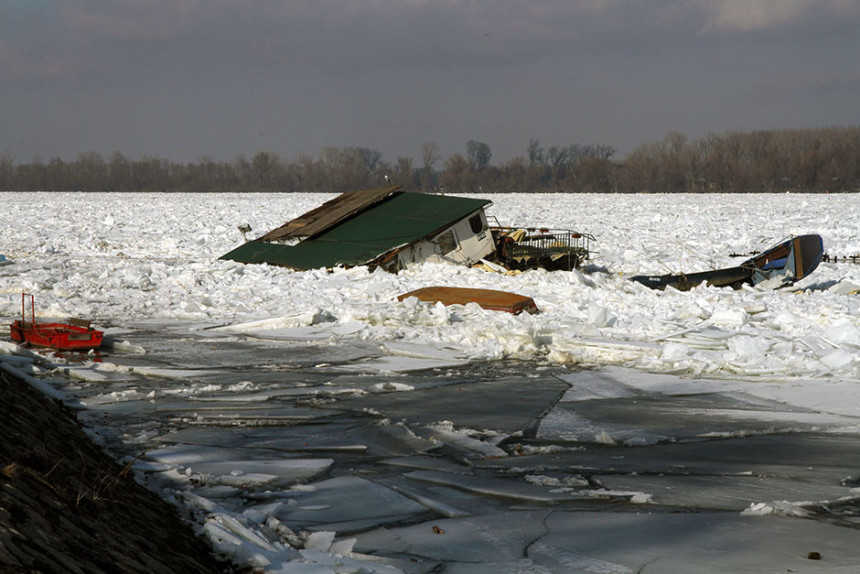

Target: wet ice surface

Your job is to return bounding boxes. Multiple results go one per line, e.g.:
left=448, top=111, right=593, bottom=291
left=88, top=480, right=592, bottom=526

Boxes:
left=2, top=192, right=860, bottom=572
left=5, top=326, right=860, bottom=573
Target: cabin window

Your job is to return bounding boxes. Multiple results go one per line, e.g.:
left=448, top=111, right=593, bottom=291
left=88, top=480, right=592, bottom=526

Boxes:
left=436, top=230, right=458, bottom=255
left=469, top=214, right=484, bottom=234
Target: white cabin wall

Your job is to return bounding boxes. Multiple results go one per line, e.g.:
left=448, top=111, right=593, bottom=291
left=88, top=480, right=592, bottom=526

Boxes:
left=397, top=210, right=495, bottom=270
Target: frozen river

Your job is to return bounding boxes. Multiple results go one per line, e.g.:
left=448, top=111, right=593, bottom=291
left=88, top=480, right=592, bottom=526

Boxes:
left=11, top=321, right=859, bottom=573
left=2, top=191, right=859, bottom=572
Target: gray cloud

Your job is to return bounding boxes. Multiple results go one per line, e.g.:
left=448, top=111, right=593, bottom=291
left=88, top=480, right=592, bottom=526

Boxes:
left=700, top=0, right=860, bottom=33
left=2, top=1, right=858, bottom=165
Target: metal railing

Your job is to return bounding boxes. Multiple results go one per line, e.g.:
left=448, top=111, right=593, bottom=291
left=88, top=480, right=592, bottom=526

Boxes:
left=490, top=226, right=595, bottom=271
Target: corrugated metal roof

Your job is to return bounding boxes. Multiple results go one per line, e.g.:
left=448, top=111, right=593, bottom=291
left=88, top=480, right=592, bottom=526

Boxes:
left=221, top=192, right=492, bottom=270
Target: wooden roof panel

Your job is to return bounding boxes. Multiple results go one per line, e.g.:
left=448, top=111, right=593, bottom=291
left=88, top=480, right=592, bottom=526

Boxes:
left=259, top=185, right=402, bottom=241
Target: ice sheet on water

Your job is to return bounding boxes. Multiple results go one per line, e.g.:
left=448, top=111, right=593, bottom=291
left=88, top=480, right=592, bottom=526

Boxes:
left=149, top=400, right=342, bottom=426
left=381, top=456, right=469, bottom=474
left=562, top=367, right=755, bottom=396
left=324, top=354, right=470, bottom=374
left=201, top=514, right=302, bottom=571
left=380, top=341, right=474, bottom=361
left=321, top=340, right=477, bottom=373
left=555, top=369, right=640, bottom=401
left=414, top=425, right=507, bottom=458
left=298, top=549, right=428, bottom=574
left=601, top=473, right=853, bottom=512
left=536, top=511, right=860, bottom=573
left=119, top=366, right=221, bottom=379
left=353, top=510, right=552, bottom=564
left=743, top=378, right=860, bottom=420
left=537, top=406, right=674, bottom=446
left=144, top=444, right=333, bottom=485
left=682, top=406, right=856, bottom=427
left=537, top=371, right=860, bottom=448
left=380, top=482, right=473, bottom=519
left=742, top=500, right=814, bottom=517
left=0, top=352, right=33, bottom=366
left=405, top=470, right=592, bottom=503
left=524, top=543, right=635, bottom=574
left=246, top=437, right=368, bottom=454
left=273, top=475, right=427, bottom=531
left=337, top=421, right=441, bottom=458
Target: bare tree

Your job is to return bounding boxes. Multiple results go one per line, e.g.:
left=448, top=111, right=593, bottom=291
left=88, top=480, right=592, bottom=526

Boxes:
left=3, top=127, right=858, bottom=193
left=466, top=139, right=492, bottom=171
left=393, top=156, right=414, bottom=188
left=420, top=141, right=441, bottom=190
left=527, top=138, right=544, bottom=166
left=421, top=141, right=441, bottom=171
left=440, top=153, right=472, bottom=193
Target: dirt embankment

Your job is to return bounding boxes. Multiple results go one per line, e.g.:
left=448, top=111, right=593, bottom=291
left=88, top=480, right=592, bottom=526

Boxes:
left=0, top=370, right=231, bottom=573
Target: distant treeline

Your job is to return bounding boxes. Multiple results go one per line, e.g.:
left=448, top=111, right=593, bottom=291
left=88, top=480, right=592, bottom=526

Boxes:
left=2, top=127, right=857, bottom=193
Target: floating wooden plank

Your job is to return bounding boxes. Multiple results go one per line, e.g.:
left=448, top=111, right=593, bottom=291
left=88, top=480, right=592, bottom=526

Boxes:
left=397, top=286, right=538, bottom=315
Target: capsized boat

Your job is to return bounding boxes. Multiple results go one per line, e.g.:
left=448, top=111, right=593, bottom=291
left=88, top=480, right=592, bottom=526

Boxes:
left=397, top=286, right=539, bottom=315
left=630, top=234, right=824, bottom=291
left=9, top=293, right=104, bottom=350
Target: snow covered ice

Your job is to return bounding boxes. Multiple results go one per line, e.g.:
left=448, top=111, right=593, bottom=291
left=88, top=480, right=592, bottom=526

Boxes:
left=2, top=191, right=860, bottom=572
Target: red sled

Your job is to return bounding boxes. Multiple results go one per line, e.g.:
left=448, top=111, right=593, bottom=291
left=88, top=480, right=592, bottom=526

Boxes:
left=10, top=293, right=103, bottom=351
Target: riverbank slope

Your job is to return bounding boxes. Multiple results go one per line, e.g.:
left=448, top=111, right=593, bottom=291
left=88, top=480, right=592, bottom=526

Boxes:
left=0, top=370, right=230, bottom=573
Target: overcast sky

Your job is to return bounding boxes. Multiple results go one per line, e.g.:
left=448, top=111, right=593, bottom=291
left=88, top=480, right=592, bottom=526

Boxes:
left=2, top=0, right=858, bottom=165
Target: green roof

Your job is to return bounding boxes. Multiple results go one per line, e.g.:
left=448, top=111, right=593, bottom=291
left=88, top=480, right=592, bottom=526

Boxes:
left=259, top=186, right=400, bottom=242
left=221, top=192, right=491, bottom=270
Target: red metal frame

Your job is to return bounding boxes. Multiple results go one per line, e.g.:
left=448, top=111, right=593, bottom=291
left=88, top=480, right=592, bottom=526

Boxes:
left=9, top=293, right=103, bottom=351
